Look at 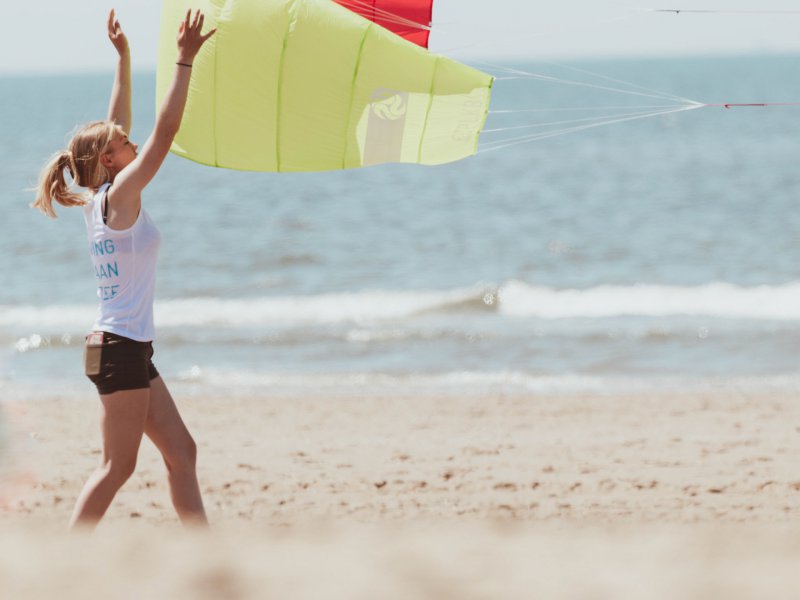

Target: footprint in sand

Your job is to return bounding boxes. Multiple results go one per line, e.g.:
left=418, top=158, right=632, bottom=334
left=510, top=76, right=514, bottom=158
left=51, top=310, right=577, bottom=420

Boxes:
left=493, top=482, right=518, bottom=492
left=598, top=479, right=616, bottom=492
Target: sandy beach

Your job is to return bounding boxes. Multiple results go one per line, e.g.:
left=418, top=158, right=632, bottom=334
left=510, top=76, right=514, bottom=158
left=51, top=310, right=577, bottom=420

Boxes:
left=1, top=388, right=800, bottom=598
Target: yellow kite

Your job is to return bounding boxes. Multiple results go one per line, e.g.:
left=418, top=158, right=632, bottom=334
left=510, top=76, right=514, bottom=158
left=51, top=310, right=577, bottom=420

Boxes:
left=156, top=0, right=493, bottom=172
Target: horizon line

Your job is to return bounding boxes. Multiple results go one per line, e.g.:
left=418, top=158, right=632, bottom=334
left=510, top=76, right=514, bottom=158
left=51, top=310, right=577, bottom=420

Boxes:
left=1, top=48, right=799, bottom=78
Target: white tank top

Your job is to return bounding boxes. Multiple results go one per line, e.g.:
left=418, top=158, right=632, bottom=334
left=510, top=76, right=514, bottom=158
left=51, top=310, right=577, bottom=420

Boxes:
left=83, top=183, right=162, bottom=342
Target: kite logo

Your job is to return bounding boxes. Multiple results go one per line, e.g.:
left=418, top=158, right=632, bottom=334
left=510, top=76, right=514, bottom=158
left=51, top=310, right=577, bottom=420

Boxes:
left=362, top=88, right=409, bottom=166
left=370, top=90, right=408, bottom=121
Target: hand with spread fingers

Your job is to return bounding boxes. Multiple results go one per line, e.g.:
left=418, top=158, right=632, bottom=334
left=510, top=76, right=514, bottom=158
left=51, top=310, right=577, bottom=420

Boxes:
left=176, top=9, right=217, bottom=66
left=107, top=8, right=129, bottom=56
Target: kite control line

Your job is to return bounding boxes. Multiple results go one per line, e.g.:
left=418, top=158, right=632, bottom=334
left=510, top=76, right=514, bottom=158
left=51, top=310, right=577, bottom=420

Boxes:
left=704, top=103, right=800, bottom=109
left=654, top=9, right=800, bottom=15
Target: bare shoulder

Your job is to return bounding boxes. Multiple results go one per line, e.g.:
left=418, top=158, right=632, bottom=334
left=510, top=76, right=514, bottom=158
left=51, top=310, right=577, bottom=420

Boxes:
left=106, top=182, right=142, bottom=230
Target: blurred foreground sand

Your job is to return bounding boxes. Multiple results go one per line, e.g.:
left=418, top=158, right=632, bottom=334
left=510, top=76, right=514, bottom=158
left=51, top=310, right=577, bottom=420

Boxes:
left=2, top=389, right=799, bottom=598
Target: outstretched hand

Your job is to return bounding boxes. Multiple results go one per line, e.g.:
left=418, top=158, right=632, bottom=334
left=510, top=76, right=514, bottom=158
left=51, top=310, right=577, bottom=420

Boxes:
left=177, top=10, right=217, bottom=64
left=107, top=9, right=129, bottom=56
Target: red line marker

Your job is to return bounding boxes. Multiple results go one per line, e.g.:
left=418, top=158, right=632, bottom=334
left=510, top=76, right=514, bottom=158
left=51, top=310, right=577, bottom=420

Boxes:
left=703, top=103, right=800, bottom=109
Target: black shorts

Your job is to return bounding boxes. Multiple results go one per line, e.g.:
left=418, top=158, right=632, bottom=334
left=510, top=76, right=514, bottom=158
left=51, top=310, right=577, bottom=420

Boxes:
left=84, top=331, right=160, bottom=395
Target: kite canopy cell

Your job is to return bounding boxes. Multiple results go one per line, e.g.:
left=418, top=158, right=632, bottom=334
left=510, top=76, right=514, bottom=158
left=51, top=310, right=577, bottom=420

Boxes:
left=156, top=0, right=493, bottom=172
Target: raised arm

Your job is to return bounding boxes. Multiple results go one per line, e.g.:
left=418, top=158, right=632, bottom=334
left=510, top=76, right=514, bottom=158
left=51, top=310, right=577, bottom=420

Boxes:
left=109, top=10, right=215, bottom=214
left=107, top=9, right=132, bottom=133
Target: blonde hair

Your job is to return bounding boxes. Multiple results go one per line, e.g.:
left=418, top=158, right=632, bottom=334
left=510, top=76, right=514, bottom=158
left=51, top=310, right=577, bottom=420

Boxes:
left=32, top=120, right=123, bottom=218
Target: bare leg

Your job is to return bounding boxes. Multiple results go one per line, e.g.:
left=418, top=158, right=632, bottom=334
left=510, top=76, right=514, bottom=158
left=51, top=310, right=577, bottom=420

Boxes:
left=69, top=388, right=150, bottom=530
left=145, top=376, right=208, bottom=526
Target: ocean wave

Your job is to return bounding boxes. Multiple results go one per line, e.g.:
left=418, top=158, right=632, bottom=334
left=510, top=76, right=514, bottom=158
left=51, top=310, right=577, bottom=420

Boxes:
left=2, top=281, right=800, bottom=333
left=497, top=280, right=800, bottom=320
left=0, top=286, right=486, bottom=331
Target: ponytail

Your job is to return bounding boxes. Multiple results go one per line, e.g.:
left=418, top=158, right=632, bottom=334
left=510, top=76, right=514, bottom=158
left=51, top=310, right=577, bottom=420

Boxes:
left=32, top=150, right=86, bottom=218
left=32, top=120, right=119, bottom=219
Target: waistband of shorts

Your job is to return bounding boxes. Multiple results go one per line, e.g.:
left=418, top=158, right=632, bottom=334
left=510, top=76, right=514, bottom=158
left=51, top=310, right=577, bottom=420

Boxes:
left=89, top=331, right=152, bottom=346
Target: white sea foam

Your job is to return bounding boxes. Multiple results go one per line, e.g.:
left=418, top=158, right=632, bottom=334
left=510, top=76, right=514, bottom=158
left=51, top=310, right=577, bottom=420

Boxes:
left=0, top=286, right=481, bottom=331
left=497, top=280, right=800, bottom=320
left=155, top=288, right=480, bottom=326
left=2, top=281, right=800, bottom=334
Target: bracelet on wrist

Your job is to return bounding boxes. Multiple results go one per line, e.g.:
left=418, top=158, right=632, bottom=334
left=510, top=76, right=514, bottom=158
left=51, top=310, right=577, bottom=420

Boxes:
left=176, top=62, right=193, bottom=68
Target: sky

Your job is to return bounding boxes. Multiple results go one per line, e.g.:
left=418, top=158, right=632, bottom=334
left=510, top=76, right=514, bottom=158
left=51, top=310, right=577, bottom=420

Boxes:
left=2, top=0, right=800, bottom=75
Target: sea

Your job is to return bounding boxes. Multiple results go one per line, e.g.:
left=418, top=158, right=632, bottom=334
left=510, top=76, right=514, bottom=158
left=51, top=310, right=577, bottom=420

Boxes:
left=2, top=54, right=800, bottom=400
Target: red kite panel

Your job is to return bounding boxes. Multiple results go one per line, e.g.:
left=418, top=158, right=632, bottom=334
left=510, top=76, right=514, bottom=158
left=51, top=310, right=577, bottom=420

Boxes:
left=335, top=0, right=433, bottom=48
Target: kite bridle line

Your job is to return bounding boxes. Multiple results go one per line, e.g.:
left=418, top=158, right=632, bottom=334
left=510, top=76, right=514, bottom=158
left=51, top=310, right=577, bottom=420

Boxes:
left=473, top=57, right=800, bottom=152
left=469, top=55, right=700, bottom=153
left=481, top=107, right=694, bottom=133
left=478, top=101, right=800, bottom=153
left=473, top=60, right=703, bottom=105
left=477, top=105, right=701, bottom=155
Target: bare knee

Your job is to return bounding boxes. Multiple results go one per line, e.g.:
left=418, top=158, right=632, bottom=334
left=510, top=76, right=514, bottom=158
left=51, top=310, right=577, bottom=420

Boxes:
left=164, top=436, right=197, bottom=473
left=100, top=457, right=137, bottom=487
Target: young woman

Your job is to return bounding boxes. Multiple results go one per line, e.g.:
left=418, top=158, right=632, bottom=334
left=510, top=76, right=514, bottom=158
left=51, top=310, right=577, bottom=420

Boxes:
left=33, top=9, right=216, bottom=529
